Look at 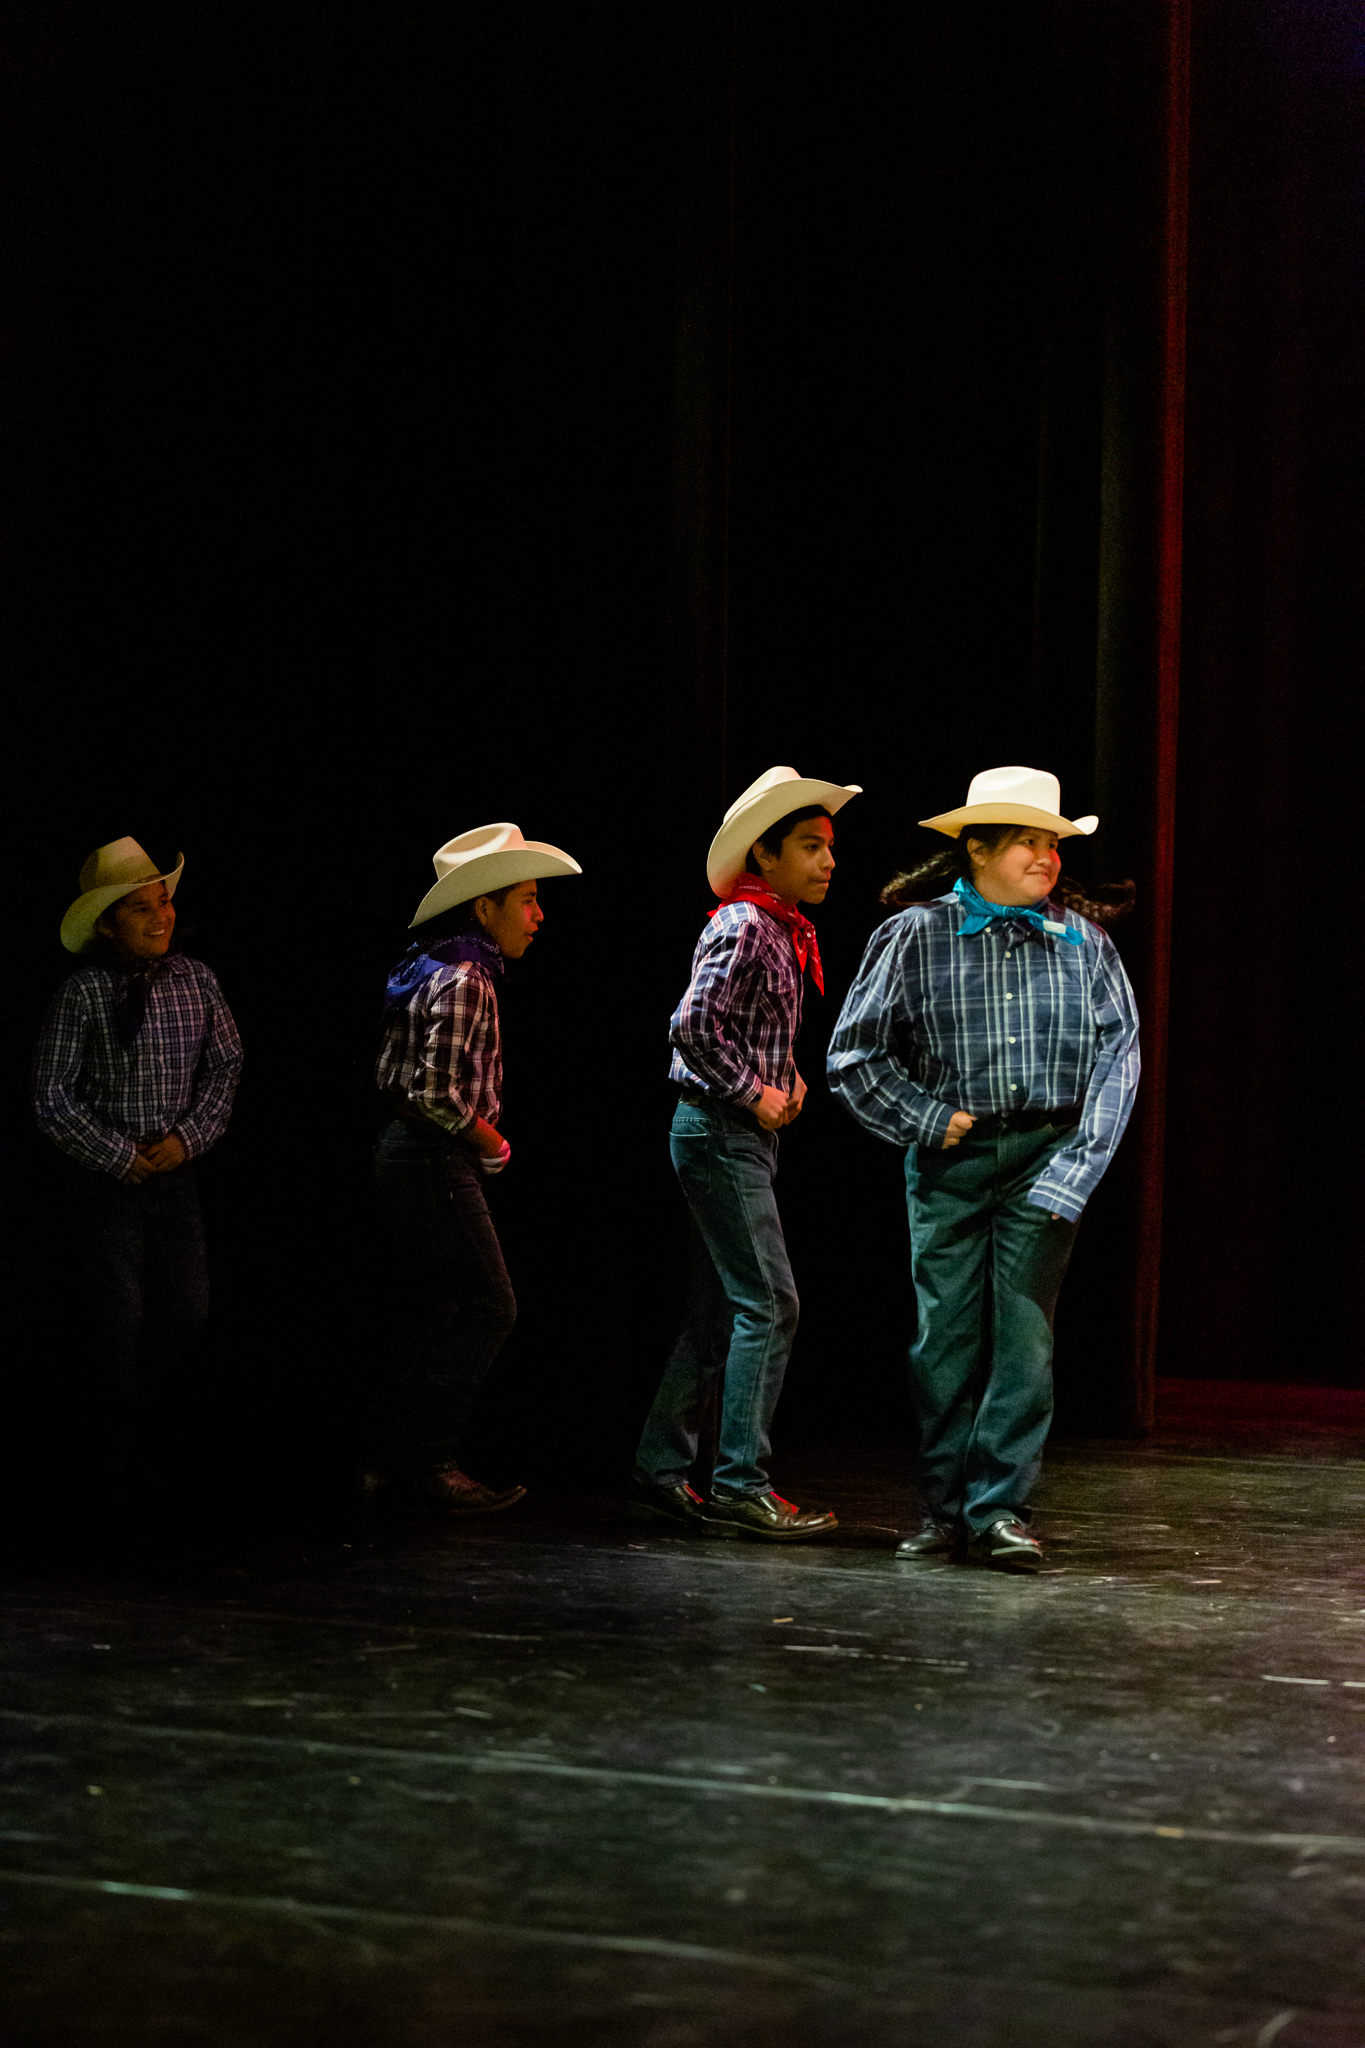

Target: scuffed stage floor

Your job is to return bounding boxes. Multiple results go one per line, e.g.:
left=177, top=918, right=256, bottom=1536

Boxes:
left=2, top=1385, right=1363, bottom=2046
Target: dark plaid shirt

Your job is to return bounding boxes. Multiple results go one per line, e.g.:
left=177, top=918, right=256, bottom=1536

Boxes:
left=375, top=960, right=502, bottom=1134
left=669, top=903, right=805, bottom=1105
left=33, top=955, right=244, bottom=1178
left=827, top=892, right=1139, bottom=1220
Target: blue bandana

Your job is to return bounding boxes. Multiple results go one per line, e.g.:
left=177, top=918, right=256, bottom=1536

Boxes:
left=953, top=874, right=1084, bottom=946
left=383, top=926, right=504, bottom=1013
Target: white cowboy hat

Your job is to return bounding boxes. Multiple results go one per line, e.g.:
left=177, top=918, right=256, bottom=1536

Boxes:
left=706, top=766, right=863, bottom=896
left=61, top=837, right=185, bottom=954
left=410, top=822, right=582, bottom=927
left=919, top=765, right=1098, bottom=840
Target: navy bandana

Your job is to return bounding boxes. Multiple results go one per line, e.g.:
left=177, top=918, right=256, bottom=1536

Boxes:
left=93, top=951, right=175, bottom=1048
left=383, top=925, right=504, bottom=1013
left=953, top=874, right=1084, bottom=946
left=83, top=937, right=175, bottom=1040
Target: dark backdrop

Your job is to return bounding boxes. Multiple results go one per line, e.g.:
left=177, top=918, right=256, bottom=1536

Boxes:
left=1, top=1, right=1359, bottom=1498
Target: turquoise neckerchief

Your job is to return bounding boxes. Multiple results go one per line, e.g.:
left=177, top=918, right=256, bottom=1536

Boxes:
left=953, top=874, right=1084, bottom=945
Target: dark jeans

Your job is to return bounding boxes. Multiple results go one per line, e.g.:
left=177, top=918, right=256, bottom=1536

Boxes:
left=59, top=1158, right=209, bottom=1445
left=906, top=1119, right=1078, bottom=1532
left=636, top=1097, right=798, bottom=1498
left=373, top=1115, right=517, bottom=1476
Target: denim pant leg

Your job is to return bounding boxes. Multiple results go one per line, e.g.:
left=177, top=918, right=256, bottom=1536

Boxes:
left=138, top=1169, right=210, bottom=1386
left=904, top=1141, right=995, bottom=1524
left=374, top=1117, right=517, bottom=1475
left=906, top=1124, right=1076, bottom=1531
left=61, top=1160, right=208, bottom=1436
left=634, top=1208, right=731, bottom=1488
left=636, top=1101, right=798, bottom=1498
left=66, top=1168, right=146, bottom=1422
left=964, top=1132, right=1076, bottom=1528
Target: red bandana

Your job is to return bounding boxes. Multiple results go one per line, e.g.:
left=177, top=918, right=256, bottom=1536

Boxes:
left=711, top=875, right=824, bottom=994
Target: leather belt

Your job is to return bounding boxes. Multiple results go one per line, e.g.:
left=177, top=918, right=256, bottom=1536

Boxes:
left=676, top=1087, right=752, bottom=1123
left=966, top=1106, right=1081, bottom=1136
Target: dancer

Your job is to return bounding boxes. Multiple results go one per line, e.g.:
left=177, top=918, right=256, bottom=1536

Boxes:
left=373, top=822, right=581, bottom=1513
left=632, top=765, right=861, bottom=1540
left=33, top=837, right=244, bottom=1482
left=827, top=766, right=1139, bottom=1573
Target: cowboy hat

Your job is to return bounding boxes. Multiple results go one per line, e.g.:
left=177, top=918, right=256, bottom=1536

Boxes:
left=410, top=823, right=582, bottom=927
left=919, top=765, right=1098, bottom=840
left=706, top=766, right=863, bottom=896
left=61, top=837, right=185, bottom=954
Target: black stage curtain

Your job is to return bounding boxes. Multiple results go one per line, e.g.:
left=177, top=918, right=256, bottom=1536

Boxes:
left=1, top=2, right=1357, bottom=1492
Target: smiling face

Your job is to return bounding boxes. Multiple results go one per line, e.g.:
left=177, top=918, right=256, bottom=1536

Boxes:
left=94, top=881, right=176, bottom=962
left=474, top=879, right=545, bottom=959
left=966, top=826, right=1061, bottom=907
left=752, top=814, right=836, bottom=907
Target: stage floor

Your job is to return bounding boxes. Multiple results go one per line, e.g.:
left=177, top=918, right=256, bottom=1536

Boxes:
left=2, top=1386, right=1363, bottom=2046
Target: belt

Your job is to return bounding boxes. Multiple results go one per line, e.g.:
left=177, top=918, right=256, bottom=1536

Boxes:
left=676, top=1086, right=753, bottom=1122
left=965, top=1106, right=1081, bottom=1136
left=385, top=1103, right=462, bottom=1142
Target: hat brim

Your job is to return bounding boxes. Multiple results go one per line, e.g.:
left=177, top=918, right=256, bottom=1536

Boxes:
left=60, top=857, right=185, bottom=954
left=706, top=779, right=862, bottom=896
left=918, top=804, right=1099, bottom=841
left=410, top=845, right=582, bottom=927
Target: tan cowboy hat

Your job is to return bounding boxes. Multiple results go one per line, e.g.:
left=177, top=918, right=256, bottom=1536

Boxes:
left=410, top=822, right=582, bottom=927
left=61, top=837, right=185, bottom=954
left=919, top=765, right=1098, bottom=840
left=706, top=766, right=863, bottom=896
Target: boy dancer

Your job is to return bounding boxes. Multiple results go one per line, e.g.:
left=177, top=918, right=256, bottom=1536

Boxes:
left=632, top=765, right=861, bottom=1540
left=373, top=821, right=581, bottom=1513
left=827, top=766, right=1139, bottom=1572
left=33, top=837, right=244, bottom=1481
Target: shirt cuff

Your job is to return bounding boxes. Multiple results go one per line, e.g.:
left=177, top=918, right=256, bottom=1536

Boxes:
left=914, top=1099, right=957, bottom=1150
left=106, top=1134, right=140, bottom=1178
left=1027, top=1180, right=1085, bottom=1222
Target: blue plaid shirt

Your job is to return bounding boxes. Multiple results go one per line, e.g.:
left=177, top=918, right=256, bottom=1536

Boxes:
left=669, top=904, right=804, bottom=1105
left=827, top=892, right=1139, bottom=1220
left=32, top=955, right=244, bottom=1179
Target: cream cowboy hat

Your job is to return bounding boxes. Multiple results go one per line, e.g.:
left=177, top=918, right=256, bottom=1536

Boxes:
left=410, top=822, right=582, bottom=927
left=61, top=837, right=185, bottom=954
left=706, top=766, right=863, bottom=896
left=919, top=765, right=1098, bottom=840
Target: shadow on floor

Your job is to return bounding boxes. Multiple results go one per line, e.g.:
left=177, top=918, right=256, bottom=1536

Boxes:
left=0, top=1393, right=1363, bottom=2045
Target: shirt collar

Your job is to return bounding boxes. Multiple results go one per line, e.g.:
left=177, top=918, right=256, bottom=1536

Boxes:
left=952, top=875, right=1083, bottom=946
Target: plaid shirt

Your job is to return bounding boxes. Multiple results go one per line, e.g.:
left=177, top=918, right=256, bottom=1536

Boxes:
left=32, top=955, right=244, bottom=1179
left=669, top=903, right=805, bottom=1105
left=375, top=960, right=501, bottom=1135
left=827, top=893, right=1140, bottom=1220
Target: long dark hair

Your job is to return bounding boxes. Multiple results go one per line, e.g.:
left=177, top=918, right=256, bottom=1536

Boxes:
left=881, top=824, right=1135, bottom=927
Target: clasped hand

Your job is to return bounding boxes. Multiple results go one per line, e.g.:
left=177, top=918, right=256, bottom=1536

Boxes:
left=125, top=1133, right=187, bottom=1185
left=751, top=1072, right=806, bottom=1132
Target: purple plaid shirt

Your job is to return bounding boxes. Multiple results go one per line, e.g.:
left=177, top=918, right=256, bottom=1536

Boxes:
left=32, top=955, right=244, bottom=1178
left=669, top=903, right=805, bottom=1105
left=375, top=960, right=502, bottom=1134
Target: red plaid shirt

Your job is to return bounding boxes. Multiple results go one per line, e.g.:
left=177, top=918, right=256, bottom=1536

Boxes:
left=375, top=959, right=502, bottom=1134
left=668, top=904, right=805, bottom=1105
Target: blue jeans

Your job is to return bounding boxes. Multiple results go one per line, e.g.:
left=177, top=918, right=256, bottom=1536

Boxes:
left=636, top=1098, right=799, bottom=1498
left=59, top=1157, right=209, bottom=1450
left=373, top=1115, right=517, bottom=1476
left=905, top=1118, right=1078, bottom=1532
